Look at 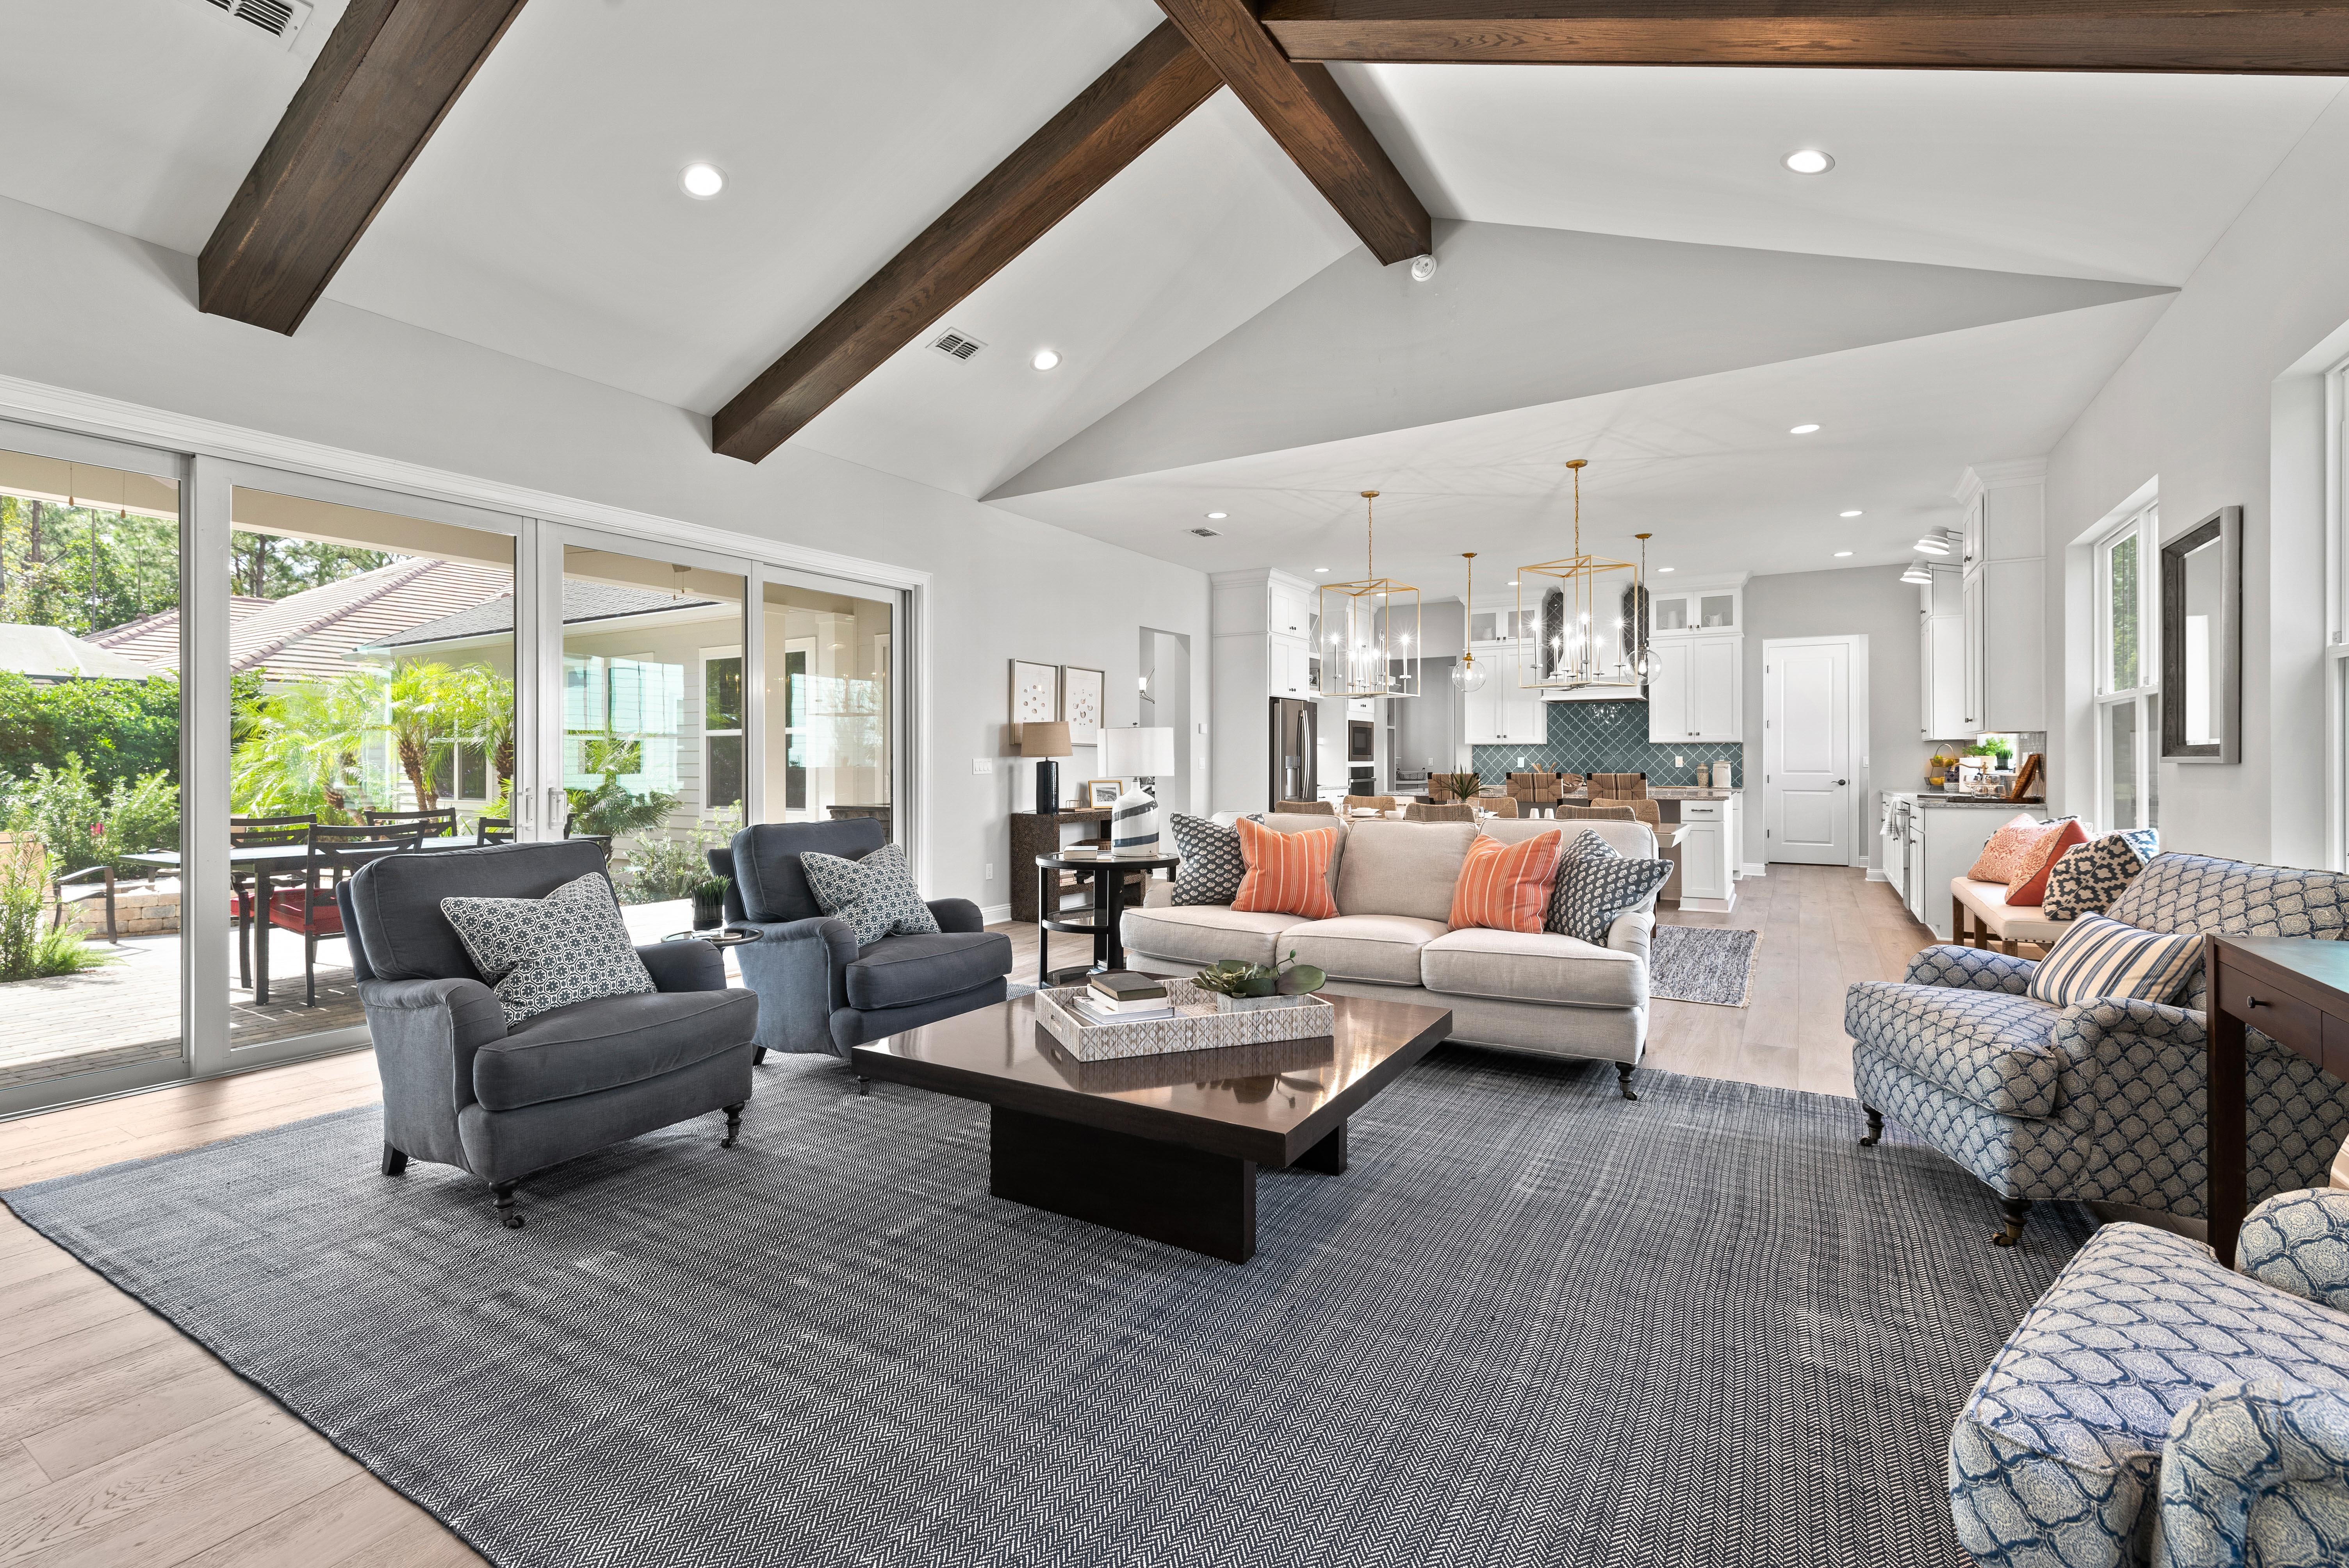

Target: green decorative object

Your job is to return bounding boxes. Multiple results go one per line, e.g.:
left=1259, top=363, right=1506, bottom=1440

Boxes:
left=1436, top=770, right=1483, bottom=804
left=1192, top=950, right=1327, bottom=1000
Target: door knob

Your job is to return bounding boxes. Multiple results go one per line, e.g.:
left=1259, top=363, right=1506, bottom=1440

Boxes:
left=1837, top=779, right=1848, bottom=786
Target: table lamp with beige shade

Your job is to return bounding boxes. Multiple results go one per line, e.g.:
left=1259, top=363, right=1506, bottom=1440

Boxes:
left=1018, top=721, right=1071, bottom=816
left=1100, top=725, right=1176, bottom=853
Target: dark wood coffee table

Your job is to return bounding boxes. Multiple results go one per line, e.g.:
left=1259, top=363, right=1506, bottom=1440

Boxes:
left=849, top=992, right=1453, bottom=1263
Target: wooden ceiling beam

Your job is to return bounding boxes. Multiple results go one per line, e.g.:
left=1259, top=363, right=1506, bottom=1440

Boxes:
left=1258, top=2, right=2349, bottom=73
left=713, top=23, right=1223, bottom=464
left=198, top=0, right=529, bottom=335
left=1154, top=0, right=1431, bottom=265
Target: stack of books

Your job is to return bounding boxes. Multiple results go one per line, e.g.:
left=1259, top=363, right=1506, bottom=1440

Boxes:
left=1066, top=970, right=1174, bottom=1024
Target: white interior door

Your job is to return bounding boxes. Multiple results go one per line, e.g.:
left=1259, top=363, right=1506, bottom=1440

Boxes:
left=1764, top=639, right=1853, bottom=865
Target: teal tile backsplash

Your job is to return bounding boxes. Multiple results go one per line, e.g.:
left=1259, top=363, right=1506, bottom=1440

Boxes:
left=1470, top=700, right=1743, bottom=787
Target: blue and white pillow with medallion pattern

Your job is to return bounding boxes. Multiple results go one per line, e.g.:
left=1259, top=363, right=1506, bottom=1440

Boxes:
left=1547, top=835, right=1672, bottom=944
left=2042, top=829, right=2158, bottom=921
left=439, top=871, right=656, bottom=1027
left=799, top=841, right=938, bottom=948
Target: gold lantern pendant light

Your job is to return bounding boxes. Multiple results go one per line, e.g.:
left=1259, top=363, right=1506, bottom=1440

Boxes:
left=1319, top=489, right=1421, bottom=700
left=1451, top=552, right=1487, bottom=693
left=1518, top=458, right=1641, bottom=694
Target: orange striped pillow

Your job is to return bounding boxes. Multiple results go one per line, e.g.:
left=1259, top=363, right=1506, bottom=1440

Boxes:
left=1231, top=818, right=1339, bottom=920
left=1449, top=829, right=1565, bottom=934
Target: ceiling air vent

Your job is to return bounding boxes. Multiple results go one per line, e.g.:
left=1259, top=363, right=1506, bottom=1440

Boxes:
left=929, top=331, right=985, bottom=362
left=193, top=0, right=314, bottom=48
left=1189, top=527, right=1221, bottom=538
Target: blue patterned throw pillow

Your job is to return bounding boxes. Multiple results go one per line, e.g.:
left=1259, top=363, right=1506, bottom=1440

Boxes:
left=1168, top=813, right=1254, bottom=905
left=439, top=871, right=656, bottom=1026
left=2041, top=829, right=2158, bottom=921
left=1547, top=848, right=1672, bottom=944
left=799, top=841, right=938, bottom=948
left=2025, top=912, right=2201, bottom=1008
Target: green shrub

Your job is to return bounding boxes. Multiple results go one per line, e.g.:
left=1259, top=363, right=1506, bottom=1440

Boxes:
left=0, top=846, right=116, bottom=982
left=613, top=808, right=741, bottom=906
left=2, top=756, right=180, bottom=874
left=0, top=671, right=181, bottom=791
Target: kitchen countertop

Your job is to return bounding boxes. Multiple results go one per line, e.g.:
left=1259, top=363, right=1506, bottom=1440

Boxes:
left=1554, top=786, right=1739, bottom=802
left=1887, top=790, right=2044, bottom=808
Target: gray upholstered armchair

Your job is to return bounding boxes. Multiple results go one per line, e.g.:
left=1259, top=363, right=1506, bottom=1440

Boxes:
left=712, top=819, right=1011, bottom=1066
left=341, top=840, right=759, bottom=1228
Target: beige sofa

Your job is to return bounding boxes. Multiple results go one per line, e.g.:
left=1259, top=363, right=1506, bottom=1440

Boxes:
left=1121, top=815, right=1657, bottom=1097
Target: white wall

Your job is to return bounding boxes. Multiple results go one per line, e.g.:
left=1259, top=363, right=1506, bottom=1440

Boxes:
left=1740, top=565, right=1925, bottom=870
left=2041, top=90, right=2349, bottom=868
left=0, top=194, right=1212, bottom=913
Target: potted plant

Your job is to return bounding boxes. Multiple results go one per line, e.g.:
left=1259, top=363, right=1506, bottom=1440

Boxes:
left=1192, top=950, right=1328, bottom=1012
left=1435, top=770, right=1482, bottom=805
left=690, top=875, right=730, bottom=932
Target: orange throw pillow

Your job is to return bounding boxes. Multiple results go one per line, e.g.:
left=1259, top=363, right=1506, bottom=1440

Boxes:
left=1449, top=829, right=1565, bottom=934
left=1968, top=813, right=2063, bottom=885
left=1232, top=818, right=1339, bottom=920
left=2007, top=818, right=2088, bottom=908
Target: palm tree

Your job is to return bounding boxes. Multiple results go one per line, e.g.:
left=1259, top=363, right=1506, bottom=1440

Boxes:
left=437, top=663, right=516, bottom=806
left=380, top=660, right=456, bottom=811
left=229, top=671, right=379, bottom=821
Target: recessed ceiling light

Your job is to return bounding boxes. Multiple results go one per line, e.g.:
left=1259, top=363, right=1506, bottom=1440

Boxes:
left=1205, top=511, right=1227, bottom=519
left=1790, top=423, right=1822, bottom=436
left=1840, top=510, right=1863, bottom=518
left=1834, top=551, right=1854, bottom=558
left=1506, top=580, right=1518, bottom=587
left=1784, top=149, right=1835, bottom=175
left=1030, top=349, right=1062, bottom=371
left=1314, top=566, right=1329, bottom=573
left=1658, top=567, right=1675, bottom=574
left=679, top=162, right=725, bottom=198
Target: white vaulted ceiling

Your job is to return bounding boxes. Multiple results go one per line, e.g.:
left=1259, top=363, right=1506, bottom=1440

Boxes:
left=0, top=2, right=2338, bottom=580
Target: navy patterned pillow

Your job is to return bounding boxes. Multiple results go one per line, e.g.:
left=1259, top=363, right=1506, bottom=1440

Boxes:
left=2043, top=829, right=2159, bottom=921
left=799, top=842, right=939, bottom=948
left=1547, top=851, right=1672, bottom=944
left=1169, top=813, right=1255, bottom=905
left=439, top=871, right=656, bottom=1026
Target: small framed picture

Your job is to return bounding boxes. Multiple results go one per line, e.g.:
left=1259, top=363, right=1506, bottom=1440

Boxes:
left=1060, top=665, right=1105, bottom=747
left=1085, top=779, right=1123, bottom=808
left=1010, top=659, right=1058, bottom=725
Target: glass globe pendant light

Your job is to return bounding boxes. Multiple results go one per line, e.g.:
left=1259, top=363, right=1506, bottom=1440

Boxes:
left=1631, top=532, right=1663, bottom=682
left=1451, top=551, right=1488, bottom=693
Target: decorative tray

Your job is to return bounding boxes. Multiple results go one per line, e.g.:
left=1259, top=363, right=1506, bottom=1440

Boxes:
left=1034, top=978, right=1336, bottom=1061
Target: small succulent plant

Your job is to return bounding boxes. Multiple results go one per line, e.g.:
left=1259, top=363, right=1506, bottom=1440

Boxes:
left=1193, top=949, right=1328, bottom=998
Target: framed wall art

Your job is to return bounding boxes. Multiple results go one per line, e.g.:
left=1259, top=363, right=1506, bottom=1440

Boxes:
left=1010, top=659, right=1059, bottom=726
left=1060, top=664, right=1105, bottom=747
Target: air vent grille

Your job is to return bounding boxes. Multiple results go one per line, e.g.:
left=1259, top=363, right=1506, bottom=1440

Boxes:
left=1189, top=527, right=1221, bottom=538
left=929, top=331, right=985, bottom=361
left=194, top=0, right=313, bottom=46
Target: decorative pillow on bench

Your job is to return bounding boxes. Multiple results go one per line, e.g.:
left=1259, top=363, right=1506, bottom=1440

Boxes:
left=2042, top=829, right=2160, bottom=921
left=440, top=871, right=656, bottom=1026
left=799, top=842, right=938, bottom=948
left=2006, top=818, right=2087, bottom=907
left=1545, top=829, right=1672, bottom=944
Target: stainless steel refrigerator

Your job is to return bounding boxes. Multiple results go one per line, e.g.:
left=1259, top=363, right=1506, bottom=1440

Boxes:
left=1270, top=698, right=1315, bottom=807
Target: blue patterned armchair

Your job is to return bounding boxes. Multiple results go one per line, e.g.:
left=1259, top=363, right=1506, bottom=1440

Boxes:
left=1948, top=1190, right=2349, bottom=1567
left=1846, top=853, right=2349, bottom=1246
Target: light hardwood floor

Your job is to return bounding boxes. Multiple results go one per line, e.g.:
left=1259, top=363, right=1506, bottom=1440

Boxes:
left=0, top=862, right=1928, bottom=1567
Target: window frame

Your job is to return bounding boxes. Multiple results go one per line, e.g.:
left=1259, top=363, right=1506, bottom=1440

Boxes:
left=2328, top=355, right=2349, bottom=869
left=2095, top=500, right=2161, bottom=832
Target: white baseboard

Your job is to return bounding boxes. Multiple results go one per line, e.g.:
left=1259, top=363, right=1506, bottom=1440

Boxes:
left=979, top=903, right=1013, bottom=926
left=1738, top=863, right=1769, bottom=879
left=1865, top=868, right=1890, bottom=882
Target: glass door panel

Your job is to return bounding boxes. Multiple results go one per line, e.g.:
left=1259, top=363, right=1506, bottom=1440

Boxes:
left=0, top=444, right=184, bottom=1107
left=759, top=575, right=896, bottom=839
left=559, top=544, right=746, bottom=930
left=222, top=483, right=516, bottom=1058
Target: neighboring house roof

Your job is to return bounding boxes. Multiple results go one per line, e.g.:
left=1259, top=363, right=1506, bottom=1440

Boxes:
left=0, top=623, right=165, bottom=682
left=89, top=560, right=512, bottom=682
left=368, top=581, right=726, bottom=651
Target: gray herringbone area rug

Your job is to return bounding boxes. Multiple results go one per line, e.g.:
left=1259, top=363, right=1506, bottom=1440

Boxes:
left=5, top=1052, right=2090, bottom=1568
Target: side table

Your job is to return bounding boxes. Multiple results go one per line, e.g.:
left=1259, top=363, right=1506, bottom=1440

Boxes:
left=1034, top=850, right=1180, bottom=987
left=2205, top=933, right=2349, bottom=1266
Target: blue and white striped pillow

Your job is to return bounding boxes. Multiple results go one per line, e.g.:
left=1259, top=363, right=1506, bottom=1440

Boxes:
left=2025, top=914, right=2200, bottom=1008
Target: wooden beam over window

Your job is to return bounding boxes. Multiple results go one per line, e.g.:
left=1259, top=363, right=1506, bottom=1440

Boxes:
left=199, top=0, right=530, bottom=335
left=1258, top=1, right=2349, bottom=74
left=1155, top=0, right=1430, bottom=265
left=712, top=23, right=1223, bottom=464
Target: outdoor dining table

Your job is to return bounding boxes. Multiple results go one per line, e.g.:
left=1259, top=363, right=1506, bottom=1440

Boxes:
left=121, top=836, right=470, bottom=1006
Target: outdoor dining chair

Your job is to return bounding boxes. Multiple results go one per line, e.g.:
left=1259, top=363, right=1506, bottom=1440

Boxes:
left=230, top=812, right=315, bottom=988
left=269, top=822, right=426, bottom=1006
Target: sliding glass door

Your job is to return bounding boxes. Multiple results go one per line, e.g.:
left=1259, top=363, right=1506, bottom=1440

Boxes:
left=759, top=568, right=900, bottom=841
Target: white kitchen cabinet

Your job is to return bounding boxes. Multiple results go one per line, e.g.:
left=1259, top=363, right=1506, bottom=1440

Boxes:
left=1954, top=463, right=2046, bottom=734
left=1650, top=588, right=1740, bottom=636
left=1463, top=642, right=1545, bottom=744
left=1677, top=795, right=1740, bottom=913
left=1269, top=581, right=1313, bottom=642
left=1647, top=633, right=1741, bottom=743
left=1919, top=564, right=1966, bottom=739
left=1962, top=570, right=1987, bottom=732
left=1271, top=635, right=1312, bottom=699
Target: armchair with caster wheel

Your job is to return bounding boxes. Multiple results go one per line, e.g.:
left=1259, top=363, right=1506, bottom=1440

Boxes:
left=342, top=839, right=759, bottom=1229
left=713, top=819, right=1012, bottom=1062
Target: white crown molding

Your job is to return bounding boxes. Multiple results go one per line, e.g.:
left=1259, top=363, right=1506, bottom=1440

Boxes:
left=0, top=371, right=931, bottom=592
left=1952, top=456, right=2050, bottom=505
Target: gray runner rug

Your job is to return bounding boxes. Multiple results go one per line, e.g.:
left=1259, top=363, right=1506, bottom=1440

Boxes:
left=1650, top=925, right=1762, bottom=1006
left=6, top=1052, right=2088, bottom=1568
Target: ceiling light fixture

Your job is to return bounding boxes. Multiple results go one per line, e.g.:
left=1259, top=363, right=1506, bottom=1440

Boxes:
left=1790, top=423, right=1822, bottom=436
left=1900, top=561, right=1933, bottom=585
left=1451, top=553, right=1487, bottom=693
left=679, top=162, right=725, bottom=198
left=1321, top=490, right=1420, bottom=699
left=1409, top=254, right=1439, bottom=283
left=1841, top=510, right=1863, bottom=518
left=1834, top=551, right=1854, bottom=558
left=1205, top=511, right=1227, bottom=519
left=1516, top=460, right=1643, bottom=695
left=1658, top=567, right=1675, bottom=574
left=1915, top=529, right=1958, bottom=556
left=1314, top=566, right=1329, bottom=573
left=1784, top=149, right=1836, bottom=175
left=1030, top=349, right=1061, bottom=371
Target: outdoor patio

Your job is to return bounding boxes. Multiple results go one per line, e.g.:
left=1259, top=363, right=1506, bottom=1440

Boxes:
left=3, top=897, right=717, bottom=1094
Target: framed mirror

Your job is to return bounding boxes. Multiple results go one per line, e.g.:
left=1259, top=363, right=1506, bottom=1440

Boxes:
left=2161, top=505, right=2241, bottom=764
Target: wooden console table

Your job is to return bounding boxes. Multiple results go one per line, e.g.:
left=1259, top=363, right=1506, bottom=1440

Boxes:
left=2206, top=934, right=2349, bottom=1266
